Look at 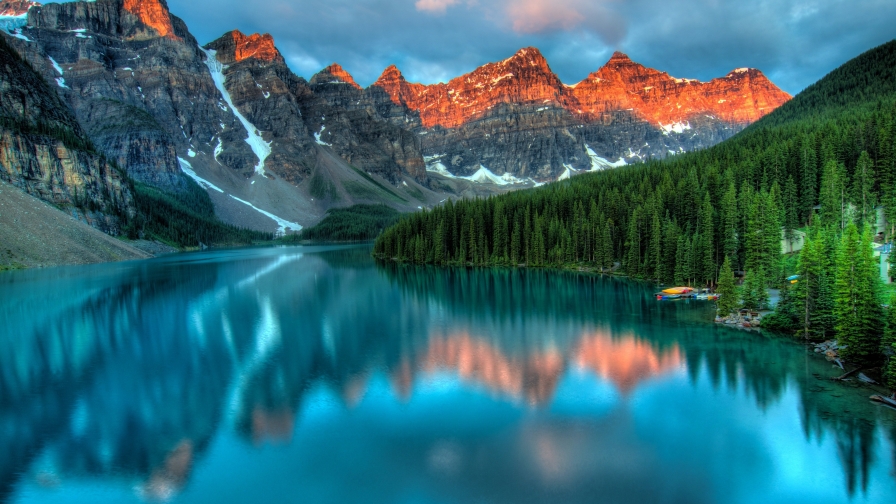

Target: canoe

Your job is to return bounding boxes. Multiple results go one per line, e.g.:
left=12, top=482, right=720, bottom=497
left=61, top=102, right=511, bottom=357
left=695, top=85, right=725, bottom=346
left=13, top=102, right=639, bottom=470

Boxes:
left=662, top=287, right=694, bottom=295
left=656, top=293, right=682, bottom=300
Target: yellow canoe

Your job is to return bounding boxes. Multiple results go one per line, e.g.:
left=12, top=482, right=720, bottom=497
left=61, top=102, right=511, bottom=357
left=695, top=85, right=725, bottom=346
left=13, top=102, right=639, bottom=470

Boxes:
left=662, top=287, right=693, bottom=295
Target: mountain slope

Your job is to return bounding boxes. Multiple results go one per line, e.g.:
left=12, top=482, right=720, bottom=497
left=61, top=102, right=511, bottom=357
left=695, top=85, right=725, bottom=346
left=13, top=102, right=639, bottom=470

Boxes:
left=751, top=39, right=896, bottom=127
left=0, top=179, right=148, bottom=269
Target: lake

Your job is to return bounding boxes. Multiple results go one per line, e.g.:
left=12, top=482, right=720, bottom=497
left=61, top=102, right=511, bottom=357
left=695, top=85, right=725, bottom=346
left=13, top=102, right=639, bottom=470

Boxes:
left=1, top=244, right=895, bottom=503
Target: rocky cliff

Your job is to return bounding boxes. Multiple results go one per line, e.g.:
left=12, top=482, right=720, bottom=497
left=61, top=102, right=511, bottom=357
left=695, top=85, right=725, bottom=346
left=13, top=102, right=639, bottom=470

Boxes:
left=0, top=32, right=133, bottom=234
left=368, top=48, right=791, bottom=180
left=18, top=0, right=254, bottom=192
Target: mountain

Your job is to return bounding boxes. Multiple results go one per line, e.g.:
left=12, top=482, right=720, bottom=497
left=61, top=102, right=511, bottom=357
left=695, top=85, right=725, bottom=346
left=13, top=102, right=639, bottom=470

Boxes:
left=0, top=0, right=790, bottom=242
left=0, top=32, right=134, bottom=234
left=366, top=47, right=791, bottom=180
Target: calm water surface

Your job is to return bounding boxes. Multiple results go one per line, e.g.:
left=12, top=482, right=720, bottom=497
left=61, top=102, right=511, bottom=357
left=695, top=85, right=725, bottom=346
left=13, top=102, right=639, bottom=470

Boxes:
left=1, top=245, right=895, bottom=504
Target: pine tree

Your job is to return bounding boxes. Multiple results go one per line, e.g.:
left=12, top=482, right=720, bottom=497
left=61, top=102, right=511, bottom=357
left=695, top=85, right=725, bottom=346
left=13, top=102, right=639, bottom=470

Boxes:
left=716, top=256, right=739, bottom=317
left=834, top=223, right=885, bottom=363
left=741, top=269, right=764, bottom=311
left=819, top=159, right=847, bottom=230
left=699, top=193, right=716, bottom=285
left=850, top=150, right=877, bottom=228
left=809, top=225, right=839, bottom=338
left=883, top=296, right=896, bottom=391
left=763, top=183, right=784, bottom=285
left=800, top=138, right=818, bottom=224
left=720, top=182, right=739, bottom=265
left=783, top=175, right=800, bottom=250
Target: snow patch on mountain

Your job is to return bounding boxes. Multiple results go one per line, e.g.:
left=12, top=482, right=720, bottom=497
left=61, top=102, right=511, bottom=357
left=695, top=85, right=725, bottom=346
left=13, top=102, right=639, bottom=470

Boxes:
left=0, top=13, right=30, bottom=40
left=659, top=121, right=692, bottom=135
left=0, top=13, right=26, bottom=31
left=586, top=144, right=628, bottom=171
left=228, top=195, right=301, bottom=235
left=214, top=138, right=223, bottom=164
left=314, top=125, right=332, bottom=146
left=179, top=158, right=223, bottom=193
left=201, top=46, right=271, bottom=176
left=558, top=164, right=578, bottom=181
left=461, top=165, right=528, bottom=185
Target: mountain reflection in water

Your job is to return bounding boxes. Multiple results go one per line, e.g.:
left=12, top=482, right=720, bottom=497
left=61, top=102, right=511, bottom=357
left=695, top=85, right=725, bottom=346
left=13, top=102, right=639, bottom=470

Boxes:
left=0, top=245, right=894, bottom=504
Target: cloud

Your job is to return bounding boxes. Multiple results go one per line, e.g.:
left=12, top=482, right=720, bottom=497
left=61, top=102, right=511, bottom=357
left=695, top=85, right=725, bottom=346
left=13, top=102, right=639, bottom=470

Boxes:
left=414, top=0, right=463, bottom=14
left=165, top=0, right=896, bottom=95
left=506, top=0, right=586, bottom=33
left=414, top=0, right=626, bottom=44
left=505, top=0, right=624, bottom=44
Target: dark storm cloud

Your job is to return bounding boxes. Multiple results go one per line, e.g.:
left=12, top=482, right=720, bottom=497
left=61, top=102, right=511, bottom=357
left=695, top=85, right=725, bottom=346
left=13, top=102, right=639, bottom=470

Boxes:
left=165, top=0, right=895, bottom=94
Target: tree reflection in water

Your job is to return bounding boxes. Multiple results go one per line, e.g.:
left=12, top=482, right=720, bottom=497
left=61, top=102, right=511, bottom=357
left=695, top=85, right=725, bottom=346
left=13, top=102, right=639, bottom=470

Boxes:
left=0, top=246, right=893, bottom=503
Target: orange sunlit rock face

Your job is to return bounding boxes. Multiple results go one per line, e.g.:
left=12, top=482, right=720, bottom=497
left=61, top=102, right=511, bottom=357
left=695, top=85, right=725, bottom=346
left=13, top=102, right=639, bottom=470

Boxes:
left=317, top=63, right=362, bottom=89
left=571, top=51, right=791, bottom=126
left=228, top=30, right=284, bottom=64
left=573, top=333, right=683, bottom=394
left=373, top=48, right=791, bottom=130
left=123, top=0, right=176, bottom=39
left=419, top=333, right=565, bottom=406
left=374, top=47, right=571, bottom=129
left=411, top=330, right=682, bottom=405
left=140, top=440, right=194, bottom=501
left=0, top=0, right=39, bottom=17
left=251, top=407, right=295, bottom=445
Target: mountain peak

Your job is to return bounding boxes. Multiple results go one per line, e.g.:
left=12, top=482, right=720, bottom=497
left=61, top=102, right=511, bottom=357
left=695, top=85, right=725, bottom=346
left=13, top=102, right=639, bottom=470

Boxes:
left=205, top=30, right=284, bottom=64
left=122, top=0, right=176, bottom=39
left=726, top=67, right=757, bottom=78
left=606, top=51, right=637, bottom=66
left=316, top=63, right=361, bottom=89
left=501, top=47, right=550, bottom=70
left=374, top=65, right=409, bottom=87
left=229, top=31, right=282, bottom=63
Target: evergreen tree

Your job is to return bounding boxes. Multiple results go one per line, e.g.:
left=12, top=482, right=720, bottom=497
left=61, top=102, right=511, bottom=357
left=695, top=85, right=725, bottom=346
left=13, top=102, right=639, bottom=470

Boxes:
left=850, top=150, right=877, bottom=228
left=819, top=160, right=847, bottom=230
left=883, top=297, right=896, bottom=390
left=783, top=175, right=800, bottom=250
left=720, top=182, right=739, bottom=265
left=716, top=256, right=739, bottom=317
left=810, top=225, right=839, bottom=338
left=741, top=269, right=767, bottom=311
left=800, top=138, right=818, bottom=224
left=834, top=223, right=885, bottom=363
left=698, top=193, right=716, bottom=285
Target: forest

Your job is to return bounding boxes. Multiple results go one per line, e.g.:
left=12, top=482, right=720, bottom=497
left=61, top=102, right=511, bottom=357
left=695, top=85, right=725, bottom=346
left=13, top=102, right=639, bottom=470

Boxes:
left=374, top=40, right=896, bottom=384
left=133, top=178, right=273, bottom=247
left=284, top=204, right=400, bottom=243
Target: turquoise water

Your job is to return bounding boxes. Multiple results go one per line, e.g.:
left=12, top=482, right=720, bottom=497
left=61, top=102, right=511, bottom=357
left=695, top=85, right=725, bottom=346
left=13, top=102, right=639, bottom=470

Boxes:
left=0, top=244, right=894, bottom=503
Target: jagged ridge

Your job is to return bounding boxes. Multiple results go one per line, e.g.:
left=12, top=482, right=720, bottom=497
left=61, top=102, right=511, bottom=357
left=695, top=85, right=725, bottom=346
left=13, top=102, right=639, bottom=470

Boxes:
left=370, top=48, right=790, bottom=129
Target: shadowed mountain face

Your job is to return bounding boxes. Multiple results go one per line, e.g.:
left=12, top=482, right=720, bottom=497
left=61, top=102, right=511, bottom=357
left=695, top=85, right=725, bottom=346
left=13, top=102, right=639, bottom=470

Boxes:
left=0, top=0, right=442, bottom=232
left=0, top=30, right=134, bottom=234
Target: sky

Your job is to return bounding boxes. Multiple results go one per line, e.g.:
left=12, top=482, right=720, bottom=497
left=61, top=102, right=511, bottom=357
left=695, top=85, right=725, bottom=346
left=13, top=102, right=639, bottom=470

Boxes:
left=164, top=0, right=896, bottom=95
